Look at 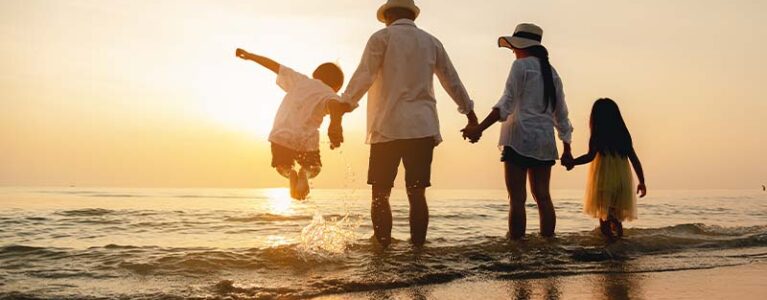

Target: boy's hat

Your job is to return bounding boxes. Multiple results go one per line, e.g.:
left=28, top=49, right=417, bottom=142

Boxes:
left=499, top=23, right=543, bottom=50
left=377, top=0, right=420, bottom=23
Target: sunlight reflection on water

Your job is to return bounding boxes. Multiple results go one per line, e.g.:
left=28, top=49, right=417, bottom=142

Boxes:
left=265, top=188, right=294, bottom=215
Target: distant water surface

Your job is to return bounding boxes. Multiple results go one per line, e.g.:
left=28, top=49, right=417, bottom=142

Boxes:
left=0, top=187, right=765, bottom=299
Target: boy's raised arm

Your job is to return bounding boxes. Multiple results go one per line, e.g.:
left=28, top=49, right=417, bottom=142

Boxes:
left=236, top=48, right=280, bottom=74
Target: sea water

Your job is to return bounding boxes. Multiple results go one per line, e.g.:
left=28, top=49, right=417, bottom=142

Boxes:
left=0, top=187, right=765, bottom=299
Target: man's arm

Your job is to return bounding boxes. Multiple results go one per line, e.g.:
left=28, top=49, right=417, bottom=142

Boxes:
left=236, top=48, right=280, bottom=74
left=434, top=42, right=476, bottom=120
left=340, top=33, right=387, bottom=110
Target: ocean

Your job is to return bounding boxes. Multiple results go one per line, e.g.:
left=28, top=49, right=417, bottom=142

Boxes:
left=0, top=187, right=765, bottom=299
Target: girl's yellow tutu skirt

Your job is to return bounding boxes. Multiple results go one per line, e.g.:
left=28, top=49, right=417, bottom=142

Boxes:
left=584, top=153, right=637, bottom=222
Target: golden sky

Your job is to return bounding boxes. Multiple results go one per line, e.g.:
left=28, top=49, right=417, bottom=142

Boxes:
left=1, top=0, right=765, bottom=189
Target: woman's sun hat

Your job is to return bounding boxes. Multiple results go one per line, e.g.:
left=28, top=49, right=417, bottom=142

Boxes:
left=499, top=23, right=544, bottom=49
left=377, top=0, right=421, bottom=23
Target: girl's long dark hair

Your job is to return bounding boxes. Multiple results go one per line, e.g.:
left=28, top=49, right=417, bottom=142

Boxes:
left=589, top=98, right=633, bottom=157
left=525, top=45, right=557, bottom=113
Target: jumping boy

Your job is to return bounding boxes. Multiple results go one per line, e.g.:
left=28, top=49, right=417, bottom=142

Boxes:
left=236, top=48, right=348, bottom=200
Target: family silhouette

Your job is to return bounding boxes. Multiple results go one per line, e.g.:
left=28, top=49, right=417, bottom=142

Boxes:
left=237, top=0, right=647, bottom=247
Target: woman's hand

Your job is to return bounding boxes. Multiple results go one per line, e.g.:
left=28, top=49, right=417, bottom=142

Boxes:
left=637, top=183, right=647, bottom=198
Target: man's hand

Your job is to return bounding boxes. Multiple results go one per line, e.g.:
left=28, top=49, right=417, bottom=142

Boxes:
left=461, top=125, right=482, bottom=144
left=637, top=183, right=647, bottom=198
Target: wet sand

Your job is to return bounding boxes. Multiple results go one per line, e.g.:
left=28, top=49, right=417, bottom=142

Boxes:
left=316, top=262, right=767, bottom=300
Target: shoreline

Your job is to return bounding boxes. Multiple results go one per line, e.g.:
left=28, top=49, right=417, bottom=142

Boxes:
left=315, top=261, right=767, bottom=300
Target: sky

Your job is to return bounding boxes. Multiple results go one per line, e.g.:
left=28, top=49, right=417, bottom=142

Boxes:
left=1, top=0, right=765, bottom=190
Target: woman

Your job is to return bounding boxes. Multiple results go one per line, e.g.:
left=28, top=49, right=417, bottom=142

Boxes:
left=463, top=23, right=573, bottom=240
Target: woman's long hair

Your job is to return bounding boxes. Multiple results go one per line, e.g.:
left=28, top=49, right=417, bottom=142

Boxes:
left=589, top=98, right=633, bottom=157
left=524, top=45, right=557, bottom=113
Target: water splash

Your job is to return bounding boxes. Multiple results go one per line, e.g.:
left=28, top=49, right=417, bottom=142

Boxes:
left=298, top=213, right=361, bottom=260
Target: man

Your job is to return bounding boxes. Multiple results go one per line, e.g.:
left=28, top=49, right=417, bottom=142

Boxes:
left=336, top=0, right=478, bottom=248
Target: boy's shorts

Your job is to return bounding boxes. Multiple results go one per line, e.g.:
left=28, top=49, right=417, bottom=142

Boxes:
left=368, top=137, right=435, bottom=189
left=271, top=143, right=321, bottom=169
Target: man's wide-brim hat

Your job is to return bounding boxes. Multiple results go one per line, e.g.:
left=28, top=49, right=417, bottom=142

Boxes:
left=377, top=0, right=420, bottom=23
left=499, top=23, right=544, bottom=50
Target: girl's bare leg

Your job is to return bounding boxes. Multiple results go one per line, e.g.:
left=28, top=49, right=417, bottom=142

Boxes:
left=529, top=166, right=556, bottom=238
left=504, top=162, right=528, bottom=240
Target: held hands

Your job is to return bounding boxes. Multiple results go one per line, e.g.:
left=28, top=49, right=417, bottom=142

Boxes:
left=328, top=124, right=343, bottom=150
left=560, top=152, right=575, bottom=171
left=637, top=183, right=647, bottom=198
left=327, top=99, right=350, bottom=150
left=461, top=125, right=482, bottom=144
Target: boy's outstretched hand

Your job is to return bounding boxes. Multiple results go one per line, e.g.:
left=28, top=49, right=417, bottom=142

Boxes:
left=235, top=48, right=250, bottom=59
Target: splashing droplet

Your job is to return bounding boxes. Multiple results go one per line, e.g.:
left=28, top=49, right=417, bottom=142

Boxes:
left=298, top=213, right=360, bottom=260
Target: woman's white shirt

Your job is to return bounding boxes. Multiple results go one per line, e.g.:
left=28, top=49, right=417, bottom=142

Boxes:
left=494, top=57, right=573, bottom=161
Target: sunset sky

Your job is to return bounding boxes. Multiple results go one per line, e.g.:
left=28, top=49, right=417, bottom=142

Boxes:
left=1, top=0, right=765, bottom=189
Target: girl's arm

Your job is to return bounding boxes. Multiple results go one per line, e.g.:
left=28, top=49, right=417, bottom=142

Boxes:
left=570, top=146, right=597, bottom=167
left=629, top=149, right=647, bottom=197
left=235, top=48, right=280, bottom=74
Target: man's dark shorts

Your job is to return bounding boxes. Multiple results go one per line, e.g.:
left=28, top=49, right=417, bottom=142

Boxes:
left=368, top=137, right=435, bottom=189
left=271, top=143, right=321, bottom=169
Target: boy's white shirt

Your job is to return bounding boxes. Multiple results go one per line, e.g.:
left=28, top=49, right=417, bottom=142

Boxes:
left=269, top=66, right=339, bottom=152
left=340, top=19, right=474, bottom=145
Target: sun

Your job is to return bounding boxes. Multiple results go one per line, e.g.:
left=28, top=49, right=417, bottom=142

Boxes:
left=195, top=59, right=283, bottom=137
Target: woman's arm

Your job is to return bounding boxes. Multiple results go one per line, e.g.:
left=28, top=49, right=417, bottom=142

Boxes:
left=235, top=48, right=280, bottom=74
left=629, top=149, right=647, bottom=197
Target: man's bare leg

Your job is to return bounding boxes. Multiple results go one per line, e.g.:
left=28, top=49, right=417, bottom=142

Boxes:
left=406, top=187, right=428, bottom=247
left=371, top=186, right=393, bottom=248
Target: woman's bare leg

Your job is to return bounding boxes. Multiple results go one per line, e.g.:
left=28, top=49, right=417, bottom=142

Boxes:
left=504, top=162, right=528, bottom=240
left=529, top=166, right=556, bottom=238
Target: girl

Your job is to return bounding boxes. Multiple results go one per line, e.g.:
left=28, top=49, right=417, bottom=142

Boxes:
left=463, top=23, right=574, bottom=240
left=564, top=98, right=647, bottom=241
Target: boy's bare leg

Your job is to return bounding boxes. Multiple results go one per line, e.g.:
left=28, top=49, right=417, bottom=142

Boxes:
left=529, top=166, right=556, bottom=238
left=371, top=186, right=393, bottom=248
left=406, top=187, right=429, bottom=247
left=276, top=166, right=293, bottom=178
left=302, top=166, right=321, bottom=179
left=505, top=162, right=528, bottom=240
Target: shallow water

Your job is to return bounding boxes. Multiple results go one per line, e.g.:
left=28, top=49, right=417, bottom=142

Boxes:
left=0, top=187, right=766, bottom=299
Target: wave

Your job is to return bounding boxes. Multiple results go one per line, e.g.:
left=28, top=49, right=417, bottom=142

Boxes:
left=2, top=223, right=765, bottom=299
left=55, top=208, right=116, bottom=217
